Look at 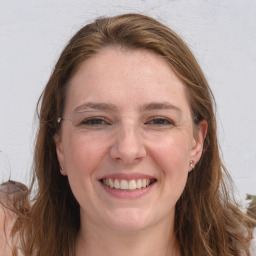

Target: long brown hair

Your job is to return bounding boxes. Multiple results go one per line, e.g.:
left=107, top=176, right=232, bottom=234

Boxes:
left=11, top=13, right=255, bottom=256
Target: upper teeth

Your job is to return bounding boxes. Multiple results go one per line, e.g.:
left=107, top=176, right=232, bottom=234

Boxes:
left=102, top=178, right=152, bottom=190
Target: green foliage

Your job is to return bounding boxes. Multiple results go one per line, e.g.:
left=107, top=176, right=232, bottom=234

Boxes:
left=246, top=194, right=256, bottom=220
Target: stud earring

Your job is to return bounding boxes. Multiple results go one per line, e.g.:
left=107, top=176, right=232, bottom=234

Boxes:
left=189, top=160, right=194, bottom=168
left=60, top=166, right=64, bottom=172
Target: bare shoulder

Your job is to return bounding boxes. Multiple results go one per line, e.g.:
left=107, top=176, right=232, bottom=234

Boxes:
left=0, top=202, right=14, bottom=255
left=249, top=227, right=256, bottom=255
left=0, top=181, right=28, bottom=255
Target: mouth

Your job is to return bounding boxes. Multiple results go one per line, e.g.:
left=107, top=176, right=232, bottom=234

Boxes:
left=100, top=178, right=157, bottom=191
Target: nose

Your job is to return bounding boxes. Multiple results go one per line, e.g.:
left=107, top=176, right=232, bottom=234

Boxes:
left=109, top=124, right=146, bottom=164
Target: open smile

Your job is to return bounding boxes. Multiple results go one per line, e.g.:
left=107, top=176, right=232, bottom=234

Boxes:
left=100, top=178, right=157, bottom=190
left=98, top=175, right=157, bottom=199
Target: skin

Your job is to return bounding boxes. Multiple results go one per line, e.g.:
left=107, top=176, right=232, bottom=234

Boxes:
left=0, top=187, right=17, bottom=256
left=55, top=47, right=207, bottom=256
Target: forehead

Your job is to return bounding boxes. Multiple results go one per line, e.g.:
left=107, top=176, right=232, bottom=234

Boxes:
left=64, top=48, right=191, bottom=115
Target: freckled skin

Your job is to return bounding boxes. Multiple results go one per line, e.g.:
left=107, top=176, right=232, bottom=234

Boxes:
left=55, top=48, right=207, bottom=255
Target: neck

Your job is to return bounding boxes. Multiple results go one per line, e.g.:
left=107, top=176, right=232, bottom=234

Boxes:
left=75, top=213, right=180, bottom=256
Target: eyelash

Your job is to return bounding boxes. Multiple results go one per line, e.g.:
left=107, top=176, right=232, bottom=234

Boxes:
left=145, top=117, right=174, bottom=126
left=79, top=116, right=174, bottom=127
left=80, top=117, right=111, bottom=126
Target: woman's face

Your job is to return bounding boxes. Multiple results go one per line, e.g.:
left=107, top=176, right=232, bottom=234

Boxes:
left=55, top=48, right=206, bottom=233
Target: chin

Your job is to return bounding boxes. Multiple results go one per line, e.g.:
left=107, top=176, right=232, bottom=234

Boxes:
left=104, top=208, right=153, bottom=233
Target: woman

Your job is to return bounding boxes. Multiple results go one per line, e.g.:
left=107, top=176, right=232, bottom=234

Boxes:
left=1, top=13, right=255, bottom=256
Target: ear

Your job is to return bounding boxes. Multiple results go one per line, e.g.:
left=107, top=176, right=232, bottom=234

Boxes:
left=54, top=134, right=67, bottom=176
left=189, top=120, right=208, bottom=171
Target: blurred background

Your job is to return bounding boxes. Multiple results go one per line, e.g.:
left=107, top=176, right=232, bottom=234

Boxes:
left=0, top=0, right=256, bottom=200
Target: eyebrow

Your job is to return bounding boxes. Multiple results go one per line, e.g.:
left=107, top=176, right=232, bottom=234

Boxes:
left=140, top=102, right=182, bottom=113
left=73, top=101, right=182, bottom=114
left=74, top=102, right=117, bottom=113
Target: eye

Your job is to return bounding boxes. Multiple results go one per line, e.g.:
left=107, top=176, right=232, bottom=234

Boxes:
left=145, top=117, right=174, bottom=126
left=79, top=117, right=111, bottom=127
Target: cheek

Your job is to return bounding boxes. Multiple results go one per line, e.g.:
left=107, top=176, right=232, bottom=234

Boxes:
left=62, top=134, right=109, bottom=207
left=63, top=133, right=108, bottom=177
left=149, top=132, right=192, bottom=193
left=146, top=134, right=191, bottom=214
left=148, top=131, right=192, bottom=173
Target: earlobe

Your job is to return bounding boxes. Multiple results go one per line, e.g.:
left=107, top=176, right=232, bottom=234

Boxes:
left=54, top=134, right=67, bottom=176
left=189, top=120, right=208, bottom=169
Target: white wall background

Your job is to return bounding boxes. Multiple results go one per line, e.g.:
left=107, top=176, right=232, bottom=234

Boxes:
left=0, top=0, right=255, bottom=200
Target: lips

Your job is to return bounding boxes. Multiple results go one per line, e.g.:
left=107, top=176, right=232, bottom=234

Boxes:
left=101, top=178, right=156, bottom=190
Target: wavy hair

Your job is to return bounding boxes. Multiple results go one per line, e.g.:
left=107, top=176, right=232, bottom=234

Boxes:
left=10, top=13, right=255, bottom=256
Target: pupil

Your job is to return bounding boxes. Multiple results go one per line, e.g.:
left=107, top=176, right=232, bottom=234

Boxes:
left=91, top=119, right=102, bottom=124
left=155, top=119, right=165, bottom=124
